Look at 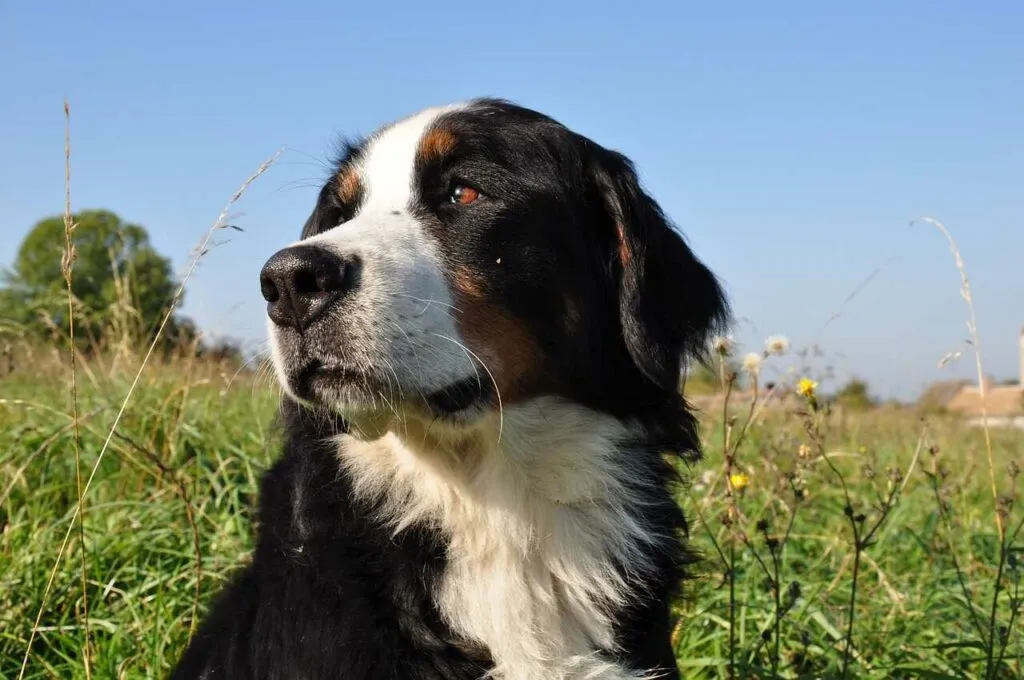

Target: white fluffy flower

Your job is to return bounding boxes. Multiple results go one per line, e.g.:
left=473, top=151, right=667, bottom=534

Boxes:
left=765, top=335, right=790, bottom=356
left=742, top=352, right=763, bottom=377
left=712, top=335, right=734, bottom=357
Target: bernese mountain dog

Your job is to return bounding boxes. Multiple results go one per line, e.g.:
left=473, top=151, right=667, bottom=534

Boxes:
left=172, top=98, right=729, bottom=680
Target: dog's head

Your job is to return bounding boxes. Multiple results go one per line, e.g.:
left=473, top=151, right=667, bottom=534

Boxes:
left=261, top=99, right=728, bottom=442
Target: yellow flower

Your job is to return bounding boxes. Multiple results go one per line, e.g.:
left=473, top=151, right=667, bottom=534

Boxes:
left=797, top=378, right=818, bottom=398
left=797, top=444, right=811, bottom=458
left=729, top=472, right=750, bottom=491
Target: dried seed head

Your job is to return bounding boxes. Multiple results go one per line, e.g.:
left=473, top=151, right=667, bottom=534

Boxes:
left=788, top=581, right=802, bottom=601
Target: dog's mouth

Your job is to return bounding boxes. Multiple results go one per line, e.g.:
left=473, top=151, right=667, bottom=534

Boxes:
left=290, top=360, right=491, bottom=418
left=291, top=360, right=381, bottom=401
left=423, top=376, right=492, bottom=416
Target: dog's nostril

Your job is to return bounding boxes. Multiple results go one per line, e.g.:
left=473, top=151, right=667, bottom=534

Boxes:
left=294, top=269, right=320, bottom=295
left=260, top=275, right=280, bottom=303
left=315, top=271, right=336, bottom=293
left=305, top=260, right=349, bottom=295
left=316, top=262, right=348, bottom=293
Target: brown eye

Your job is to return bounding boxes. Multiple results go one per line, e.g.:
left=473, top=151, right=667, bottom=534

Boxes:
left=450, top=183, right=479, bottom=206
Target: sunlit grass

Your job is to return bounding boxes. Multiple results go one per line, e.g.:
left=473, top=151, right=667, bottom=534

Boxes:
left=1, top=352, right=1020, bottom=678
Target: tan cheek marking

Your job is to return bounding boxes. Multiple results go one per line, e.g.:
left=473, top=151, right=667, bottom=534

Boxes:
left=453, top=266, right=485, bottom=298
left=459, top=305, right=542, bottom=403
left=615, top=223, right=632, bottom=268
left=449, top=268, right=545, bottom=403
left=337, top=168, right=362, bottom=204
left=417, top=127, right=457, bottom=164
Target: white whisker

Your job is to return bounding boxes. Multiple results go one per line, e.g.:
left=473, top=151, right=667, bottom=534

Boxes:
left=431, top=333, right=504, bottom=443
left=398, top=293, right=464, bottom=316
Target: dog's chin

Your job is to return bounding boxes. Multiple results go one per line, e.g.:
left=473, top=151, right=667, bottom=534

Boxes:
left=285, top=362, right=493, bottom=437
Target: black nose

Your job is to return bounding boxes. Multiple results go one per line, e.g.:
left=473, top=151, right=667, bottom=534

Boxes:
left=259, top=245, right=354, bottom=330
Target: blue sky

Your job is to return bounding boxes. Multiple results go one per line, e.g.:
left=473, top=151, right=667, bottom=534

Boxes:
left=2, top=1, right=1021, bottom=399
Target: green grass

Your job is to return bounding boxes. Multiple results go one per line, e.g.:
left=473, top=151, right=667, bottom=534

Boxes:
left=1, top=357, right=1021, bottom=679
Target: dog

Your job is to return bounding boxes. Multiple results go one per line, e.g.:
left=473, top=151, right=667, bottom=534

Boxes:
left=171, top=98, right=728, bottom=680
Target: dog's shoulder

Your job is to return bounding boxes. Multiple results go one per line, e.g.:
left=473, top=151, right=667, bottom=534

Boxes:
left=171, top=425, right=492, bottom=680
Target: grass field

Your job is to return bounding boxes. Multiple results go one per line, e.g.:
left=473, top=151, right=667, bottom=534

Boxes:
left=1, top=345, right=1021, bottom=679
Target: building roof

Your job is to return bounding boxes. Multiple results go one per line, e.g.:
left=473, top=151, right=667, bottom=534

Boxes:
left=945, top=384, right=1024, bottom=417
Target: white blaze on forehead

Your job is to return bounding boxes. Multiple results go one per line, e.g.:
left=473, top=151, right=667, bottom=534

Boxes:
left=356, top=104, right=466, bottom=211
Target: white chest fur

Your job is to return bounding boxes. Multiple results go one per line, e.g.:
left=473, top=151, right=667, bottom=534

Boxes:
left=337, top=398, right=668, bottom=680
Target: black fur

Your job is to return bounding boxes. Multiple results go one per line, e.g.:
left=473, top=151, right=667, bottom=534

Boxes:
left=172, top=98, right=728, bottom=679
left=172, top=404, right=493, bottom=679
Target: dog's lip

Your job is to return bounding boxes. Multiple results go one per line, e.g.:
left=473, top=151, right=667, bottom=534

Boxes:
left=302, top=361, right=372, bottom=381
left=423, top=376, right=491, bottom=415
left=291, top=360, right=383, bottom=397
left=290, top=360, right=490, bottom=415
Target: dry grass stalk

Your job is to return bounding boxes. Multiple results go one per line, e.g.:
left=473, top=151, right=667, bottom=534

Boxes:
left=18, top=127, right=282, bottom=676
left=912, top=216, right=1000, bottom=538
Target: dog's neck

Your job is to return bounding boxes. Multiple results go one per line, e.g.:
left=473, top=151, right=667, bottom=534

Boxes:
left=340, top=397, right=644, bottom=502
left=334, top=396, right=670, bottom=679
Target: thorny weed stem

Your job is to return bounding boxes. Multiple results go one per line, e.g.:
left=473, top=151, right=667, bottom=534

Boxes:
left=806, top=399, right=902, bottom=679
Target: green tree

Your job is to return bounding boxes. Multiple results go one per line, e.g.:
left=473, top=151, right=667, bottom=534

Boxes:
left=1, top=209, right=180, bottom=347
left=834, top=377, right=876, bottom=411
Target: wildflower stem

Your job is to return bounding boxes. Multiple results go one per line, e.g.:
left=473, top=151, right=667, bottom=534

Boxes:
left=729, top=376, right=760, bottom=462
left=688, top=492, right=729, bottom=570
left=985, top=538, right=1010, bottom=679
left=718, top=354, right=738, bottom=679
left=741, top=533, right=783, bottom=676
left=841, top=531, right=862, bottom=680
left=992, top=514, right=1024, bottom=672
left=771, top=546, right=781, bottom=678
left=728, top=538, right=736, bottom=679
left=773, top=496, right=801, bottom=677
left=927, top=468, right=987, bottom=642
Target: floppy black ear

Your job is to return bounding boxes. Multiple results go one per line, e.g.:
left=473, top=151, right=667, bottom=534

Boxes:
left=594, top=150, right=730, bottom=392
